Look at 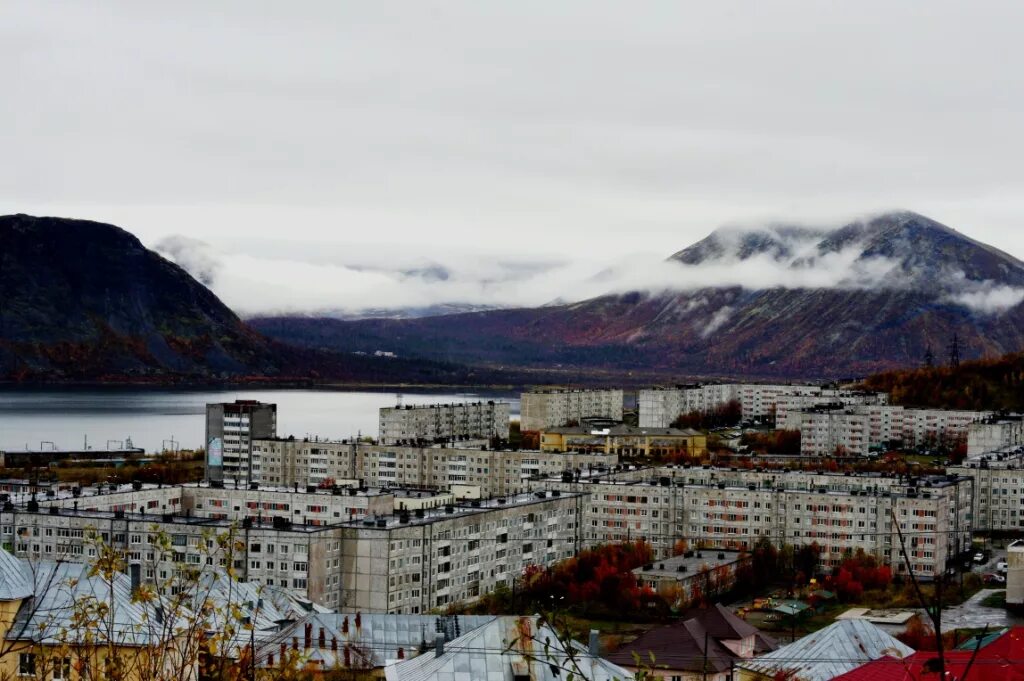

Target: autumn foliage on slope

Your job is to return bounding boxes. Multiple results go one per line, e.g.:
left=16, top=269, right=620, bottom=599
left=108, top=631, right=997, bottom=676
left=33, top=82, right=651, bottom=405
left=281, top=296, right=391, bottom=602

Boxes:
left=859, top=352, right=1024, bottom=411
left=465, top=541, right=662, bottom=619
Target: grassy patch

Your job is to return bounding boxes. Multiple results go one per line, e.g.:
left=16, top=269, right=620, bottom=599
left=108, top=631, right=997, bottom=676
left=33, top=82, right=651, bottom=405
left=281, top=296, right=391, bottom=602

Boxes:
left=981, top=591, right=1007, bottom=608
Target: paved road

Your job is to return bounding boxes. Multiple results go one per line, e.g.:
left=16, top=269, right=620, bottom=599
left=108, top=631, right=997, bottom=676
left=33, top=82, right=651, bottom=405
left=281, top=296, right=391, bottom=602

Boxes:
left=936, top=588, right=1023, bottom=632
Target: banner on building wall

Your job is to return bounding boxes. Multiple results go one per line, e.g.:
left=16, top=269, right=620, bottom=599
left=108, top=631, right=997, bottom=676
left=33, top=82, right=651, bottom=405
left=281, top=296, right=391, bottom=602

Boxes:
left=208, top=437, right=223, bottom=466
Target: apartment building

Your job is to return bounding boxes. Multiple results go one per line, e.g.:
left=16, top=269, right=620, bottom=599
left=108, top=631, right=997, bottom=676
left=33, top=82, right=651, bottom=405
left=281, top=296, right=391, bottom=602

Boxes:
left=786, top=405, right=871, bottom=457
left=205, top=400, right=277, bottom=484
left=378, top=401, right=510, bottom=445
left=781, top=405, right=990, bottom=455
left=540, top=425, right=707, bottom=458
left=549, top=464, right=972, bottom=578
left=336, top=491, right=583, bottom=613
left=252, top=438, right=617, bottom=497
left=520, top=389, right=624, bottom=431
left=948, top=445, right=1024, bottom=532
left=967, top=415, right=1024, bottom=455
left=1, top=481, right=584, bottom=613
left=638, top=384, right=883, bottom=427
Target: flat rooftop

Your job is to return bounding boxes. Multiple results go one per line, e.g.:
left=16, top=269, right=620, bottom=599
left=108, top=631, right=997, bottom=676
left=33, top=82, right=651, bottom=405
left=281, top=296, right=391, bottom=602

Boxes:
left=338, top=490, right=582, bottom=530
left=633, top=550, right=744, bottom=580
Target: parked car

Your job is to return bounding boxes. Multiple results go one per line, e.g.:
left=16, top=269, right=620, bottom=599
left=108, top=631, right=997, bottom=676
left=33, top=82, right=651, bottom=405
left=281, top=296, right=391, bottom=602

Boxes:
left=974, top=552, right=987, bottom=564
left=983, top=573, right=1006, bottom=584
left=997, top=561, right=1009, bottom=574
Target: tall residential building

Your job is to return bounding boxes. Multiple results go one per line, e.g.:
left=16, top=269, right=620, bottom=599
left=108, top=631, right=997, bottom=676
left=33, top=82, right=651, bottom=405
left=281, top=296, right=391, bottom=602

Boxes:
left=781, top=404, right=989, bottom=456
left=549, top=464, right=973, bottom=579
left=252, top=437, right=617, bottom=497
left=378, top=402, right=509, bottom=445
left=520, top=389, right=624, bottom=431
left=948, top=445, right=1024, bottom=532
left=967, top=414, right=1024, bottom=455
left=205, top=400, right=277, bottom=483
left=638, top=384, right=885, bottom=427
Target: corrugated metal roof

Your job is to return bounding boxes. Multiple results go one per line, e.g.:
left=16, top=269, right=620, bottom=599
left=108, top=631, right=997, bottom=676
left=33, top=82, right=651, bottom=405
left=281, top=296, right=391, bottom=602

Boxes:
left=0, top=548, right=32, bottom=601
left=6, top=561, right=176, bottom=646
left=383, top=615, right=632, bottom=681
left=261, top=614, right=495, bottom=669
left=737, top=619, right=913, bottom=681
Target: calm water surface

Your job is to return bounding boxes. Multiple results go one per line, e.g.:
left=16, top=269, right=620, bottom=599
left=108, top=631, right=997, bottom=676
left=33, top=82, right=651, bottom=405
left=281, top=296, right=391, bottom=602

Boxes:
left=0, top=388, right=519, bottom=453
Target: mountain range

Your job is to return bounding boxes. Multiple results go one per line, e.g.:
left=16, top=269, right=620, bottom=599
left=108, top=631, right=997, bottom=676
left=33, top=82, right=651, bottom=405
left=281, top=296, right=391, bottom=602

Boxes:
left=252, top=211, right=1024, bottom=379
left=0, top=214, right=529, bottom=384
left=3, top=211, right=1023, bottom=383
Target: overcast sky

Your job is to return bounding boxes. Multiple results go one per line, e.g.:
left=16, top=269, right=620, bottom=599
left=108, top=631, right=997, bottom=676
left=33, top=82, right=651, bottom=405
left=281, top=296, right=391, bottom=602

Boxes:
left=5, top=2, right=1024, bottom=315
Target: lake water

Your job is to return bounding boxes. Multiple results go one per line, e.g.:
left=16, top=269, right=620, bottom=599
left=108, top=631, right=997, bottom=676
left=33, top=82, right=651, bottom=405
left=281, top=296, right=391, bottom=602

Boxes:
left=0, top=388, right=520, bottom=454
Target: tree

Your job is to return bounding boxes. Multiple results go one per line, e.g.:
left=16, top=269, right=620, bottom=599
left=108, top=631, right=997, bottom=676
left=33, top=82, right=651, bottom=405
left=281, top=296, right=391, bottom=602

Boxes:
left=1, top=524, right=316, bottom=681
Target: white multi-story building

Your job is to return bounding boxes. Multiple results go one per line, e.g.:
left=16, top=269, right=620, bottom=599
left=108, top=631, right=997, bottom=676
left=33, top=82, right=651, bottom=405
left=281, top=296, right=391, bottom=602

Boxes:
left=378, top=402, right=510, bottom=445
left=205, top=400, right=277, bottom=484
left=520, top=389, right=623, bottom=431
left=0, top=481, right=584, bottom=614
left=782, top=405, right=990, bottom=455
left=638, top=384, right=885, bottom=427
left=252, top=439, right=617, bottom=497
left=967, top=415, right=1024, bottom=456
left=948, top=445, right=1024, bottom=532
left=549, top=464, right=973, bottom=579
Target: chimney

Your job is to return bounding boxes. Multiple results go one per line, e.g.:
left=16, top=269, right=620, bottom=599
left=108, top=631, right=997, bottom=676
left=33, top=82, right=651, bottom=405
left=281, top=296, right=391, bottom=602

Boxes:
left=304, top=623, right=313, bottom=649
left=279, top=643, right=286, bottom=661
left=331, top=636, right=338, bottom=652
left=292, top=636, right=298, bottom=651
left=129, top=563, right=141, bottom=593
left=397, top=647, right=405, bottom=660
left=435, top=633, right=445, bottom=657
left=588, top=630, right=600, bottom=656
left=318, top=628, right=326, bottom=649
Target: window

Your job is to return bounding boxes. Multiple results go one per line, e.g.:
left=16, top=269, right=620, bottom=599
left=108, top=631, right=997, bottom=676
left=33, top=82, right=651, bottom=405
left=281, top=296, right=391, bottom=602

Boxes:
left=18, top=653, right=34, bottom=676
left=53, top=657, right=71, bottom=680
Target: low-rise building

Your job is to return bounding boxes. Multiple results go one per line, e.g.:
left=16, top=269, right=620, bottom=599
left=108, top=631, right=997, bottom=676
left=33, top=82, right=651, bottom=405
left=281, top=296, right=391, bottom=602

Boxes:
left=607, top=604, right=777, bottom=681
left=378, top=402, right=510, bottom=445
left=540, top=425, right=707, bottom=458
left=520, top=388, right=624, bottom=431
left=633, top=549, right=745, bottom=601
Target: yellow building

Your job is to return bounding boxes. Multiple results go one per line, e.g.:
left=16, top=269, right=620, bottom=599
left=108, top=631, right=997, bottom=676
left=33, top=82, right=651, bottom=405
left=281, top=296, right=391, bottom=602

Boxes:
left=540, top=425, right=708, bottom=458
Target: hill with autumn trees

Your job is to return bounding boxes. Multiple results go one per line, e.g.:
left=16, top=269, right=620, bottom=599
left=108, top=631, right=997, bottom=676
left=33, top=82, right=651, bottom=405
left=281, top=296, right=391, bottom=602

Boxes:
left=858, top=352, right=1024, bottom=411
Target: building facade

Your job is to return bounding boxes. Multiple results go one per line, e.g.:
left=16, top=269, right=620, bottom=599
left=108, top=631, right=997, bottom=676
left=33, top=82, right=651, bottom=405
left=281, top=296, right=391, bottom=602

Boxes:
left=781, top=404, right=990, bottom=456
left=252, top=438, right=617, bottom=497
left=548, top=464, right=972, bottom=578
left=638, top=384, right=886, bottom=427
left=378, top=402, right=510, bottom=445
left=205, top=400, right=277, bottom=484
left=540, top=426, right=707, bottom=459
left=520, top=389, right=624, bottom=431
left=967, top=415, right=1024, bottom=456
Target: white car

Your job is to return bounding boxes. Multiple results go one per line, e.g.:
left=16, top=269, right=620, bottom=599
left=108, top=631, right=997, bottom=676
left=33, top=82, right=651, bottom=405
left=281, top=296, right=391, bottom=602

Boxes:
left=997, top=561, right=1008, bottom=574
left=973, top=552, right=986, bottom=564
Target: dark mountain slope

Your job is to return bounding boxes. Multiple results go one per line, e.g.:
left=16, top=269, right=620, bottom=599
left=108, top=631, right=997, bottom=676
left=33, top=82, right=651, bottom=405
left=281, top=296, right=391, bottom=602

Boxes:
left=0, top=214, right=282, bottom=380
left=253, top=212, right=1024, bottom=379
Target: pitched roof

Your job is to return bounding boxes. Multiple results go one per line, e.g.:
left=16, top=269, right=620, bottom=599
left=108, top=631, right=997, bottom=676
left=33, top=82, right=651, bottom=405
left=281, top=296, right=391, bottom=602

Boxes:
left=6, top=561, right=176, bottom=647
left=0, top=548, right=32, bottom=601
left=737, top=619, right=913, bottom=681
left=261, top=614, right=495, bottom=669
left=606, top=605, right=777, bottom=673
left=383, top=616, right=631, bottom=681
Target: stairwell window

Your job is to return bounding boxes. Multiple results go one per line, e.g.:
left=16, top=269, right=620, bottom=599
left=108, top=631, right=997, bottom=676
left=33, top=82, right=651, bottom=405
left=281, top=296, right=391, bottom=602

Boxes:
left=18, top=653, right=34, bottom=677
